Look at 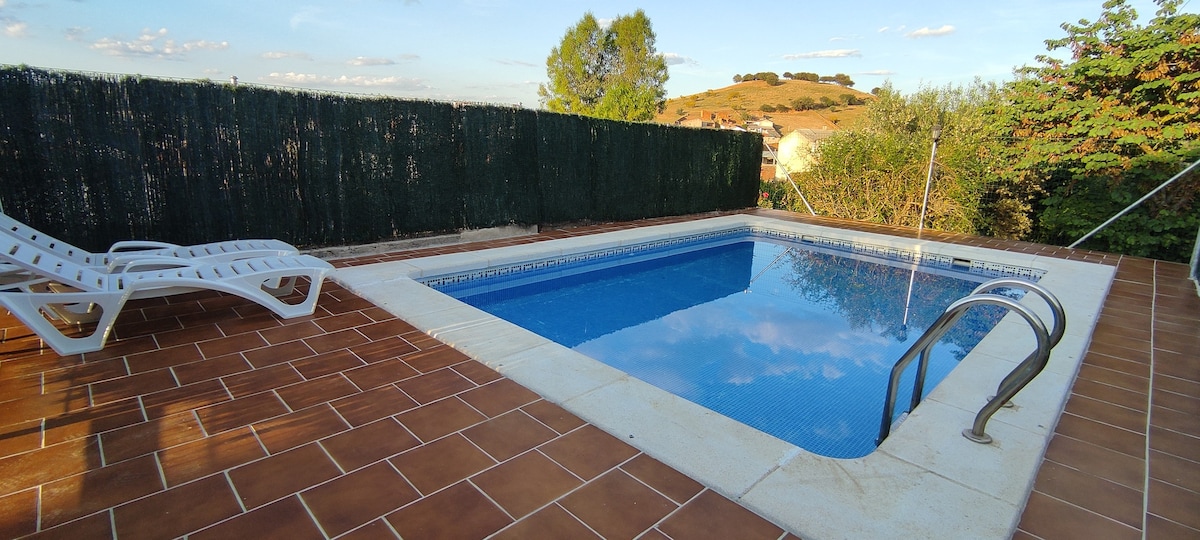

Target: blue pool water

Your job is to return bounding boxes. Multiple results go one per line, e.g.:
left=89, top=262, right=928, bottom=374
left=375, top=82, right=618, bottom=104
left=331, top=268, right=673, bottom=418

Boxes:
left=431, top=235, right=1013, bottom=458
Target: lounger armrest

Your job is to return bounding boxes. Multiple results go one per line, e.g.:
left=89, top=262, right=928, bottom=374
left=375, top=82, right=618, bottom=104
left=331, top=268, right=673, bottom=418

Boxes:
left=115, top=256, right=206, bottom=273
left=108, top=240, right=182, bottom=253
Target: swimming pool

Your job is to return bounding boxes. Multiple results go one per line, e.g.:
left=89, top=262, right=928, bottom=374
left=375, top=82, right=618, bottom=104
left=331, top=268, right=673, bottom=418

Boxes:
left=333, top=214, right=1114, bottom=539
left=426, top=232, right=1024, bottom=458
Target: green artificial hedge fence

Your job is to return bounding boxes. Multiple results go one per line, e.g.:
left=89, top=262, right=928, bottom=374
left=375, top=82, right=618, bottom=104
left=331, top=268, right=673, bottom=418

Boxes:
left=0, top=66, right=761, bottom=250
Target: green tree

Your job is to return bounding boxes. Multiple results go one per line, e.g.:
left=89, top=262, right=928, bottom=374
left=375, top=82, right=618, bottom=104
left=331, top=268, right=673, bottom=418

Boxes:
left=994, top=0, right=1200, bottom=261
left=538, top=10, right=669, bottom=121
left=538, top=13, right=606, bottom=115
left=754, top=72, right=781, bottom=86
left=791, top=96, right=816, bottom=111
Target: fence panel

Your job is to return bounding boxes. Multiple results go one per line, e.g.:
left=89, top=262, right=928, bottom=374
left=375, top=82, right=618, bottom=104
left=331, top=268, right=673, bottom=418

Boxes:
left=0, top=66, right=760, bottom=250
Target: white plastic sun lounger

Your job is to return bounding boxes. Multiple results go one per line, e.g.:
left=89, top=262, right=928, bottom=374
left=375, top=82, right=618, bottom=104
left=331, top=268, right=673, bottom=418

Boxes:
left=0, top=211, right=299, bottom=271
left=0, top=234, right=334, bottom=355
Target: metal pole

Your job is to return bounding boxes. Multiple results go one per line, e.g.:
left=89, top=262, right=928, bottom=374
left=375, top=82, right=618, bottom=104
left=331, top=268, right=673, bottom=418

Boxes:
left=764, top=143, right=816, bottom=216
left=917, top=125, right=941, bottom=234
left=1069, top=157, right=1200, bottom=248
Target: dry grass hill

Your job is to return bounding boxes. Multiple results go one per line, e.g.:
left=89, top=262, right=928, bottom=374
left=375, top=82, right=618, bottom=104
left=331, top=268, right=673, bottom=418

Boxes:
left=654, top=79, right=874, bottom=134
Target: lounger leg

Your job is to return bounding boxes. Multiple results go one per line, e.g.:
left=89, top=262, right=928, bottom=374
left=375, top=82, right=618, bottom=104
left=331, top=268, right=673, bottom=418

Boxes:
left=263, top=276, right=298, bottom=297
left=206, top=269, right=329, bottom=319
left=0, top=291, right=129, bottom=355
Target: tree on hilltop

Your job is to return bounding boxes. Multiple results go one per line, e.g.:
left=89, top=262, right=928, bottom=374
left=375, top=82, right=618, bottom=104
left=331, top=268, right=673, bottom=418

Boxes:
left=538, top=10, right=669, bottom=121
left=818, top=73, right=855, bottom=87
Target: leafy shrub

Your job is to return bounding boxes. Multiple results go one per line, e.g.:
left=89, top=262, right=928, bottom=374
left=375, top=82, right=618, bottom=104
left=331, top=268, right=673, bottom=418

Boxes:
left=790, top=96, right=816, bottom=110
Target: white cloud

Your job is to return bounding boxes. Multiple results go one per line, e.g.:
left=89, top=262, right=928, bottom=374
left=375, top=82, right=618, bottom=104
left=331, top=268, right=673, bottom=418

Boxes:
left=782, top=49, right=861, bottom=60
left=262, top=51, right=312, bottom=61
left=262, top=71, right=429, bottom=90
left=4, top=21, right=25, bottom=38
left=348, top=56, right=395, bottom=66
left=661, top=52, right=695, bottom=66
left=64, top=27, right=88, bottom=41
left=492, top=58, right=535, bottom=67
left=90, top=28, right=229, bottom=59
left=183, top=40, right=229, bottom=51
left=906, top=25, right=955, bottom=38
left=860, top=69, right=895, bottom=75
left=877, top=26, right=889, bottom=33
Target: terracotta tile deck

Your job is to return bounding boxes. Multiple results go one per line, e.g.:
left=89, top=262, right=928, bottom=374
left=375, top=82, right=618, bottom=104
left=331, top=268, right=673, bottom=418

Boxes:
left=0, top=208, right=1196, bottom=539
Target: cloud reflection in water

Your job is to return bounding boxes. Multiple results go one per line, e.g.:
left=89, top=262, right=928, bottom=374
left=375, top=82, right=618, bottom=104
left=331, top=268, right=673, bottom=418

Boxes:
left=458, top=239, right=1003, bottom=458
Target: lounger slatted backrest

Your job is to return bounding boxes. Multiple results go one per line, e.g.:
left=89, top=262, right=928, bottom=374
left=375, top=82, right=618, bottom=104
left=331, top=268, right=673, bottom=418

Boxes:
left=2, top=235, right=111, bottom=291
left=0, top=211, right=301, bottom=270
left=0, top=212, right=108, bottom=266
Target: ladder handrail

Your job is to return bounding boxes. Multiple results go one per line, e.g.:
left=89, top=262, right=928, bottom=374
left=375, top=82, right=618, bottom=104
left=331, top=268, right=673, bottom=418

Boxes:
left=876, top=277, right=1062, bottom=445
left=971, top=279, right=1066, bottom=404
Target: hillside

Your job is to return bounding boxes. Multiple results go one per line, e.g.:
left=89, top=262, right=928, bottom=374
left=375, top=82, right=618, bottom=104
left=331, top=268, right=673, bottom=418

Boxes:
left=655, top=79, right=874, bottom=133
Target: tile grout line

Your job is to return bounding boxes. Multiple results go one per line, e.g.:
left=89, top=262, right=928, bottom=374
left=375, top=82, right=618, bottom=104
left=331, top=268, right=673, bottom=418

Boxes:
left=1139, top=260, right=1156, bottom=540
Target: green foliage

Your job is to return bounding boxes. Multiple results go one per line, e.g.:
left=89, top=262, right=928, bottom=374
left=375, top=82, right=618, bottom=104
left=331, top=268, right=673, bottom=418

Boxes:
left=993, top=0, right=1200, bottom=261
left=738, top=72, right=782, bottom=85
left=538, top=10, right=669, bottom=121
left=780, top=82, right=1006, bottom=234
left=790, top=96, right=817, bottom=111
left=818, top=73, right=855, bottom=87
left=537, top=13, right=606, bottom=115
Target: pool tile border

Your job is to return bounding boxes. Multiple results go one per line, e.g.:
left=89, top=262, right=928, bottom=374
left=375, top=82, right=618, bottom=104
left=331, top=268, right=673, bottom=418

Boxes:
left=418, top=225, right=1047, bottom=292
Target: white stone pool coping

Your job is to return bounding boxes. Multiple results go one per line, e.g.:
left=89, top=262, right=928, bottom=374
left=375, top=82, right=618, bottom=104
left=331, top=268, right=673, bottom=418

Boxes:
left=332, top=214, right=1115, bottom=540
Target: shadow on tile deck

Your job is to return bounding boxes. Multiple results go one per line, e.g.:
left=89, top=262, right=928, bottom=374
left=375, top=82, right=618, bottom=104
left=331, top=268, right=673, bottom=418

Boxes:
left=0, top=209, right=1196, bottom=539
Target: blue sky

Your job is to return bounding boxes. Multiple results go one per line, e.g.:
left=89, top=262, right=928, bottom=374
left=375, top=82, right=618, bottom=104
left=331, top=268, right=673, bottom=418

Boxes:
left=0, top=0, right=1175, bottom=107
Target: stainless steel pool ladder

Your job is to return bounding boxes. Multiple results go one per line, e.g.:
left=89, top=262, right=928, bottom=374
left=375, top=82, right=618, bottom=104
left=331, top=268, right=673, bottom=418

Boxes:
left=876, top=278, right=1066, bottom=445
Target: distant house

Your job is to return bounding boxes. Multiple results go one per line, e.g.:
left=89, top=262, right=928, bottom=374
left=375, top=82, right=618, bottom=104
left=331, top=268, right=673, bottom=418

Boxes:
left=746, top=118, right=782, bottom=144
left=671, top=112, right=788, bottom=179
left=674, top=109, right=740, bottom=129
left=761, top=141, right=779, bottom=180
left=774, top=129, right=837, bottom=179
